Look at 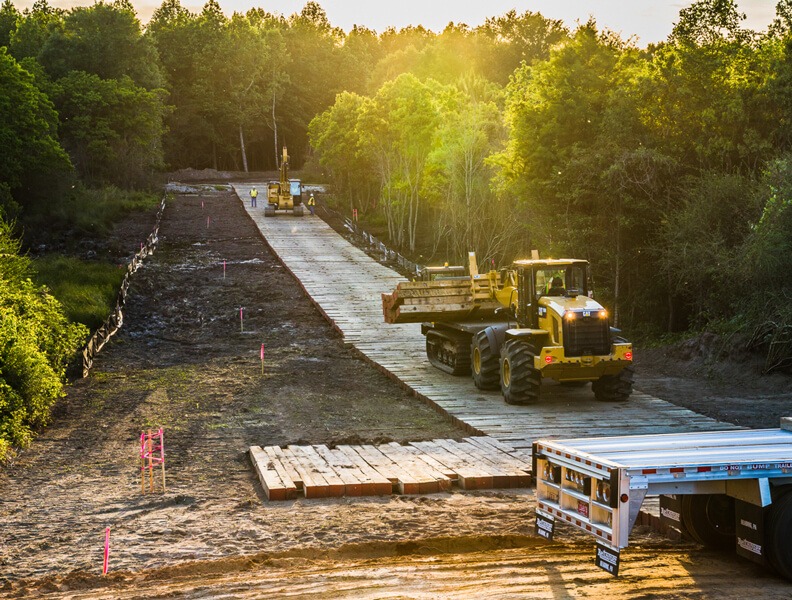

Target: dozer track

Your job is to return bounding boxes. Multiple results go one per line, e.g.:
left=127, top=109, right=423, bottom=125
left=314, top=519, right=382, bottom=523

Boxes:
left=425, top=329, right=471, bottom=376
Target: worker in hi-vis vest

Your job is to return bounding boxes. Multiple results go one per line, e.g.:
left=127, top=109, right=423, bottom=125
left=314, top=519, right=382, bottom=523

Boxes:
left=308, top=193, right=316, bottom=215
left=250, top=187, right=258, bottom=207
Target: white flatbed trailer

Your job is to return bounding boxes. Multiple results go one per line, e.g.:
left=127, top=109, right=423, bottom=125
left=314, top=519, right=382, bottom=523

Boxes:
left=532, top=417, right=792, bottom=578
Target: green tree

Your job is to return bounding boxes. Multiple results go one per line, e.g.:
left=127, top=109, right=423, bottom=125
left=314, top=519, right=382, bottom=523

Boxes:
left=277, top=2, right=345, bottom=167
left=423, top=76, right=515, bottom=264
left=8, top=0, right=63, bottom=61
left=147, top=0, right=202, bottom=167
left=54, top=70, right=168, bottom=185
left=0, top=47, right=72, bottom=217
left=0, top=0, right=20, bottom=48
left=476, top=9, right=569, bottom=84
left=670, top=0, right=750, bottom=46
left=309, top=90, right=376, bottom=211
left=357, top=73, right=439, bottom=251
left=38, top=0, right=164, bottom=89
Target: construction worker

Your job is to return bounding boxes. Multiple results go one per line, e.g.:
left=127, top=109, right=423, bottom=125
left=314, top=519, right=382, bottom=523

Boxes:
left=250, top=187, right=258, bottom=208
left=307, top=193, right=316, bottom=215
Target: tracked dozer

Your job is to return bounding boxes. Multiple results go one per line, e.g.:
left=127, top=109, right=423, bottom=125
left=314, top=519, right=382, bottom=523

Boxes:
left=381, top=252, right=634, bottom=405
left=265, top=147, right=305, bottom=217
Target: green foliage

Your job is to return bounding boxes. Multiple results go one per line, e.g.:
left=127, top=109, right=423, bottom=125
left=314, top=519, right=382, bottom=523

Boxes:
left=53, top=70, right=168, bottom=185
left=658, top=172, right=762, bottom=326
left=7, top=0, right=64, bottom=61
left=0, top=0, right=20, bottom=48
left=0, top=219, right=87, bottom=461
left=0, top=47, right=72, bottom=217
left=740, top=156, right=792, bottom=310
left=38, top=0, right=164, bottom=89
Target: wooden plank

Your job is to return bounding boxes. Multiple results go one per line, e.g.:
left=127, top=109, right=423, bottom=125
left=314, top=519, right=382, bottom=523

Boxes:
left=250, top=446, right=295, bottom=501
left=464, top=437, right=533, bottom=474
left=297, top=445, right=345, bottom=497
left=466, top=436, right=534, bottom=468
left=336, top=446, right=393, bottom=495
left=281, top=446, right=329, bottom=499
left=450, top=439, right=530, bottom=488
left=259, top=445, right=300, bottom=496
left=313, top=445, right=368, bottom=496
left=264, top=445, right=302, bottom=490
left=377, top=443, right=443, bottom=494
left=351, top=444, right=421, bottom=494
left=394, top=444, right=454, bottom=492
left=402, top=294, right=472, bottom=306
left=411, top=440, right=493, bottom=490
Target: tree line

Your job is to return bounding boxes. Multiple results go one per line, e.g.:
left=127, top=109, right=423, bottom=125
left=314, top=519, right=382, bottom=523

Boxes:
left=310, top=1, right=792, bottom=341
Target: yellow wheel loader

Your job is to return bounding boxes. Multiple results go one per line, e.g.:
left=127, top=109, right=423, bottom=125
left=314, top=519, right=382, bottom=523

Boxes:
left=265, top=147, right=305, bottom=217
left=382, top=253, right=633, bottom=405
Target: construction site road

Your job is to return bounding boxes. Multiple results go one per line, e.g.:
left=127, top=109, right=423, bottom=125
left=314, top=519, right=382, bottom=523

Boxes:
left=231, top=183, right=736, bottom=446
left=1, top=185, right=790, bottom=598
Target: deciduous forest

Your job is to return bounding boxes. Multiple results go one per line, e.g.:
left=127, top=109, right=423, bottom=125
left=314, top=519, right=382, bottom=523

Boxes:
left=1, top=0, right=792, bottom=457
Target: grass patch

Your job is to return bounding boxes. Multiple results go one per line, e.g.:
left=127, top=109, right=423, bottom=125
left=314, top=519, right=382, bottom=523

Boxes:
left=31, top=256, right=125, bottom=330
left=24, top=185, right=161, bottom=243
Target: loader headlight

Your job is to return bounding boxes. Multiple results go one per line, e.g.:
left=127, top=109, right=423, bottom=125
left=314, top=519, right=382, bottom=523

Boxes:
left=564, top=311, right=576, bottom=321
left=599, top=310, right=608, bottom=319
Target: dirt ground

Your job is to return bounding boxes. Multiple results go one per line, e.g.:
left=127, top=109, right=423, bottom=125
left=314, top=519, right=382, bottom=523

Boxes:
left=1, top=186, right=791, bottom=598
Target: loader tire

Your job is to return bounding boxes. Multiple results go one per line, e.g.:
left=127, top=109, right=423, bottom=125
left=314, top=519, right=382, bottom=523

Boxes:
left=471, top=330, right=500, bottom=390
left=765, top=487, right=792, bottom=580
left=500, top=339, right=541, bottom=405
left=592, top=365, right=634, bottom=402
left=264, top=206, right=275, bottom=217
left=680, top=494, right=735, bottom=550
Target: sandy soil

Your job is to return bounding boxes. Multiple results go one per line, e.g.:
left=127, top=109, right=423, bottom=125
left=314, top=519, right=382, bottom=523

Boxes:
left=1, top=186, right=790, bottom=598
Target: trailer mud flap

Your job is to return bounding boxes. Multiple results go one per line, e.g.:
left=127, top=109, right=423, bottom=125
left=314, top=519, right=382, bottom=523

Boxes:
left=595, top=542, right=620, bottom=576
left=734, top=499, right=767, bottom=566
left=659, top=494, right=684, bottom=533
left=535, top=510, right=555, bottom=541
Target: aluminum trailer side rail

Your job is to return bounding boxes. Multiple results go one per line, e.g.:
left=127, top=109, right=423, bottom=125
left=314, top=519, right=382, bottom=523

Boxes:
left=532, top=417, right=792, bottom=577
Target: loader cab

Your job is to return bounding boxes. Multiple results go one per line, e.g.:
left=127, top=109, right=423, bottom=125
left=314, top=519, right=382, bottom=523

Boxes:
left=534, top=263, right=589, bottom=299
left=514, top=259, right=591, bottom=328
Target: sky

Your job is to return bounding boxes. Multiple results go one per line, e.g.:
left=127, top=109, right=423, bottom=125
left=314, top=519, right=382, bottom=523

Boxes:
left=29, top=0, right=778, bottom=46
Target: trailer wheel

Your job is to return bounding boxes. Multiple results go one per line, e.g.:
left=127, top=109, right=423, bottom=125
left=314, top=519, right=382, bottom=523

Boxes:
left=471, top=331, right=500, bottom=390
left=592, top=365, right=634, bottom=402
left=680, top=494, right=736, bottom=549
left=500, top=339, right=541, bottom=405
left=765, top=488, right=792, bottom=580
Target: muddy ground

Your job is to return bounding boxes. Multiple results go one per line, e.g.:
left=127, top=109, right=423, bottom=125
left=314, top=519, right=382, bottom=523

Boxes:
left=1, top=186, right=790, bottom=598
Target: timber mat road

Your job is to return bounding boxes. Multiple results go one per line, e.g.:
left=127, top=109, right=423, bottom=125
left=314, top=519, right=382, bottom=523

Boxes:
left=232, top=183, right=737, bottom=446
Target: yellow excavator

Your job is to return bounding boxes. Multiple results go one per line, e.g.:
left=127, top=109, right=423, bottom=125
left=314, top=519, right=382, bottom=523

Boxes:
left=265, top=147, right=305, bottom=217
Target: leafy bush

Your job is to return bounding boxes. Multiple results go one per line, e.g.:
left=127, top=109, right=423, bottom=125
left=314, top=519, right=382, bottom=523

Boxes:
left=0, top=220, right=87, bottom=461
